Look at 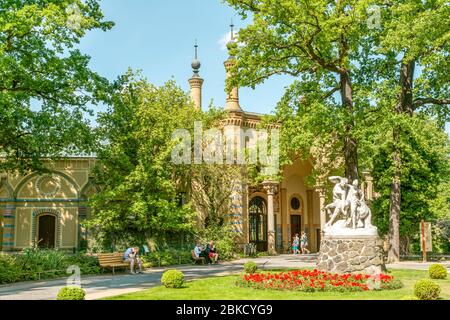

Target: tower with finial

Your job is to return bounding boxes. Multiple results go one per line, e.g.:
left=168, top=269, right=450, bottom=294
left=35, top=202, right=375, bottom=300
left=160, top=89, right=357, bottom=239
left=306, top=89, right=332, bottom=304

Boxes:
left=224, top=19, right=241, bottom=112
left=188, top=39, right=204, bottom=110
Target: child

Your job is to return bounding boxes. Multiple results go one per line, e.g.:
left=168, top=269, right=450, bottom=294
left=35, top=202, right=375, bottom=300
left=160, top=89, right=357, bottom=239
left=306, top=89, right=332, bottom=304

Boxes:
left=292, top=234, right=300, bottom=255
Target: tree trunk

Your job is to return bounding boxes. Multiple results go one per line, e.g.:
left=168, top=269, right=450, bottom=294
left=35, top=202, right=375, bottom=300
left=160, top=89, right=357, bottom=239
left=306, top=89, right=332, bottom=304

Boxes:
left=387, top=59, right=415, bottom=263
left=387, top=127, right=401, bottom=263
left=340, top=71, right=359, bottom=182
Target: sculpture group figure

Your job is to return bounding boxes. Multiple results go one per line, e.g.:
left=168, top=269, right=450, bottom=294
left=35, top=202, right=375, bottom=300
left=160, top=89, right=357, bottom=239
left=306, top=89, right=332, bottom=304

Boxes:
left=324, top=176, right=373, bottom=230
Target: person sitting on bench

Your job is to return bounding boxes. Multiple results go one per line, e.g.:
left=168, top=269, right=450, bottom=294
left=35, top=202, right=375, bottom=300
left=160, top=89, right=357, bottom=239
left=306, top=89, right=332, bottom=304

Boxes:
left=123, top=246, right=143, bottom=274
left=194, top=243, right=203, bottom=258
left=194, top=242, right=211, bottom=264
left=205, top=240, right=219, bottom=264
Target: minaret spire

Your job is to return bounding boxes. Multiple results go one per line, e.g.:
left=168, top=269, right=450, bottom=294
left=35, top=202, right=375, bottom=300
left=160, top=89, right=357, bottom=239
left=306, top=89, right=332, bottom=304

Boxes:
left=230, top=19, right=234, bottom=41
left=188, top=40, right=204, bottom=110
left=224, top=21, right=241, bottom=112
left=194, top=38, right=198, bottom=60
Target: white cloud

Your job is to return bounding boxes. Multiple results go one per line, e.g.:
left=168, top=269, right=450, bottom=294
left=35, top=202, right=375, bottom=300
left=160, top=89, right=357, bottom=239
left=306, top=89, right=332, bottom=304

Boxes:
left=218, top=31, right=233, bottom=51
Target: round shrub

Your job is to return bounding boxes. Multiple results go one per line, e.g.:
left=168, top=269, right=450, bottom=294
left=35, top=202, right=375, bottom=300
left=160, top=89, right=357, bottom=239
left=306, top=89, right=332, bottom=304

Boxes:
left=161, top=269, right=184, bottom=288
left=57, top=286, right=86, bottom=300
left=429, top=264, right=447, bottom=279
left=244, top=261, right=257, bottom=274
left=413, top=279, right=441, bottom=300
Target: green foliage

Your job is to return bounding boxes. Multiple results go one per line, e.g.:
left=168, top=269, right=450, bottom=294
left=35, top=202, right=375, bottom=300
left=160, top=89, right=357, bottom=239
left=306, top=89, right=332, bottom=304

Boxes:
left=223, top=1, right=449, bottom=259
left=0, top=253, right=22, bottom=284
left=429, top=183, right=450, bottom=253
left=197, top=225, right=238, bottom=260
left=141, top=248, right=192, bottom=267
left=161, top=269, right=185, bottom=288
left=65, top=253, right=101, bottom=275
left=428, top=264, right=447, bottom=280
left=189, top=164, right=245, bottom=228
left=379, top=279, right=404, bottom=291
left=369, top=116, right=449, bottom=253
left=85, top=72, right=208, bottom=248
left=0, top=0, right=114, bottom=173
left=357, top=0, right=449, bottom=259
left=0, top=249, right=100, bottom=284
left=57, top=286, right=86, bottom=300
left=244, top=261, right=257, bottom=274
left=413, top=279, right=441, bottom=300
left=224, top=0, right=391, bottom=182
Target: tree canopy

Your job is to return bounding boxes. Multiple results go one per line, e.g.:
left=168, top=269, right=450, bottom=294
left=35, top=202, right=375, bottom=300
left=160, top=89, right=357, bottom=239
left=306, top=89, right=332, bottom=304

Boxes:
left=223, top=0, right=449, bottom=254
left=0, top=0, right=113, bottom=172
left=84, top=71, right=232, bottom=248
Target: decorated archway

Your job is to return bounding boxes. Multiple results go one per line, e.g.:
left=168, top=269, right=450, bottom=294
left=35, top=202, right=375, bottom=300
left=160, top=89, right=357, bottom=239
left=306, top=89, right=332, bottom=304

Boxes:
left=248, top=196, right=267, bottom=252
left=32, top=209, right=61, bottom=249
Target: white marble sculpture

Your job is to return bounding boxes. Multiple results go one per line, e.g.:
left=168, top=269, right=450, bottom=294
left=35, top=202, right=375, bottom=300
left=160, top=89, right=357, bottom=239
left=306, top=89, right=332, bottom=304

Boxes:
left=324, top=176, right=377, bottom=236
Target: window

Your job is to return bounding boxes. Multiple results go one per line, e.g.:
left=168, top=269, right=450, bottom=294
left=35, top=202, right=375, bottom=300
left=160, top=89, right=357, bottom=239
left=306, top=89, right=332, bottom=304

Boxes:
left=290, top=197, right=301, bottom=210
left=249, top=196, right=268, bottom=251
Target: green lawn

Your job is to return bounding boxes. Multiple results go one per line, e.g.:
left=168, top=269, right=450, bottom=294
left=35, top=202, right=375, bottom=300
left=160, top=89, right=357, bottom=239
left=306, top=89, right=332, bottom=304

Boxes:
left=104, top=269, right=449, bottom=300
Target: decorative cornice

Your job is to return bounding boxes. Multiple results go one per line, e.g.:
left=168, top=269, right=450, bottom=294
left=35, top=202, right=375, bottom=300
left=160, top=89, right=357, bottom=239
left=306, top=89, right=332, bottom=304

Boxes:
left=262, top=181, right=279, bottom=195
left=188, top=77, right=204, bottom=87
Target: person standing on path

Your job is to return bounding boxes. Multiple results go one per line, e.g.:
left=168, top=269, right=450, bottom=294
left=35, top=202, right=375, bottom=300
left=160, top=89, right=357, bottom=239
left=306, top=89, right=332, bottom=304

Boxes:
left=292, top=234, right=300, bottom=255
left=300, top=232, right=310, bottom=254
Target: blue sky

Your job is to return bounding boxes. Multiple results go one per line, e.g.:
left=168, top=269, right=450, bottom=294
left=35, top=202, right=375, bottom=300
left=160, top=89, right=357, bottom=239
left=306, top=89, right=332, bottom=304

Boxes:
left=78, top=0, right=293, bottom=116
left=77, top=0, right=449, bottom=134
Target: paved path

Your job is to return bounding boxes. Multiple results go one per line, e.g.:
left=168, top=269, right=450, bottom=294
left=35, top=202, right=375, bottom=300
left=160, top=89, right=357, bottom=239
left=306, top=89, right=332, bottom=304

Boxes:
left=0, top=255, right=447, bottom=300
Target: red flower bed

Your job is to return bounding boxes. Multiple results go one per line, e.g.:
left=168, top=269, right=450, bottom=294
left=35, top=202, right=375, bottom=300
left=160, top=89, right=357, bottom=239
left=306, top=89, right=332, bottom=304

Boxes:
left=237, top=269, right=402, bottom=292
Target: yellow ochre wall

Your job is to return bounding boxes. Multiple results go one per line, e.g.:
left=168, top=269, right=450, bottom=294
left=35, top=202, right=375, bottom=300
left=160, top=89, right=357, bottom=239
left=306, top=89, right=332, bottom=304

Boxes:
left=0, top=158, right=96, bottom=251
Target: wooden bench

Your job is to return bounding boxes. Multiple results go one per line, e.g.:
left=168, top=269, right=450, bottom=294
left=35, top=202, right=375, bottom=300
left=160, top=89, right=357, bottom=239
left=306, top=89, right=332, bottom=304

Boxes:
left=97, top=253, right=129, bottom=274
left=191, top=250, right=205, bottom=265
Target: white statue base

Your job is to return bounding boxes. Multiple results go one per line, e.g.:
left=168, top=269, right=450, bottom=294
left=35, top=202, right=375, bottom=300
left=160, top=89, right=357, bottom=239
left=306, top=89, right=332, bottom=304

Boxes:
left=317, top=232, right=386, bottom=275
left=323, top=219, right=378, bottom=236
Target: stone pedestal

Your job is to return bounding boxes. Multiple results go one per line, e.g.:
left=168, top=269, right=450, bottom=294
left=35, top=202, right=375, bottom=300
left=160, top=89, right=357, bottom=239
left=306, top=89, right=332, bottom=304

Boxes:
left=316, top=235, right=386, bottom=275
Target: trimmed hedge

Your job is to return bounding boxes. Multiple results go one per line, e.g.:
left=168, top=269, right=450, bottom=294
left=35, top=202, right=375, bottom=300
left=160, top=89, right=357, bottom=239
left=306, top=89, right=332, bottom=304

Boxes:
left=244, top=261, right=257, bottom=274
left=57, top=286, right=86, bottom=300
left=414, top=279, right=441, bottom=300
left=161, top=269, right=185, bottom=288
left=429, top=264, right=447, bottom=279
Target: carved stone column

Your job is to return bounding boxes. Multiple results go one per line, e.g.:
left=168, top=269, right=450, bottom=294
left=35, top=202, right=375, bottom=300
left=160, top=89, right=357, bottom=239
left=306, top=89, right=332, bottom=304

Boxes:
left=263, top=181, right=278, bottom=255
left=362, top=171, right=374, bottom=201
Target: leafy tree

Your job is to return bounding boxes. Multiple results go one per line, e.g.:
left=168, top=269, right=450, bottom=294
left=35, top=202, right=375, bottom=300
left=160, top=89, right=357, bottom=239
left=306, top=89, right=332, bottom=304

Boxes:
left=85, top=73, right=195, bottom=249
left=225, top=0, right=449, bottom=260
left=363, top=0, right=449, bottom=261
left=369, top=115, right=449, bottom=255
left=224, top=0, right=383, bottom=181
left=84, top=72, right=229, bottom=250
left=189, top=163, right=244, bottom=228
left=0, top=0, right=113, bottom=173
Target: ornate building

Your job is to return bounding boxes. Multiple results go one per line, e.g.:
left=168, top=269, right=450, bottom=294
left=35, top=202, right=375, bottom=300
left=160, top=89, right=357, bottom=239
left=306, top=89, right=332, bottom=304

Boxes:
left=0, top=27, right=374, bottom=254
left=0, top=158, right=97, bottom=252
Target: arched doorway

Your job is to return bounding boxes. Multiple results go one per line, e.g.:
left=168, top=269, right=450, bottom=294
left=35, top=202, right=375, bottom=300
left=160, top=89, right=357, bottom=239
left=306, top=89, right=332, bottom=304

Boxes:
left=37, top=214, right=56, bottom=249
left=249, top=196, right=267, bottom=252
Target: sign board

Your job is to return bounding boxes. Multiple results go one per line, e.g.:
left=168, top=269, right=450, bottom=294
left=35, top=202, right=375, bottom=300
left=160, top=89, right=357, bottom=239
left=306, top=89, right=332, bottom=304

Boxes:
left=420, top=221, right=432, bottom=252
